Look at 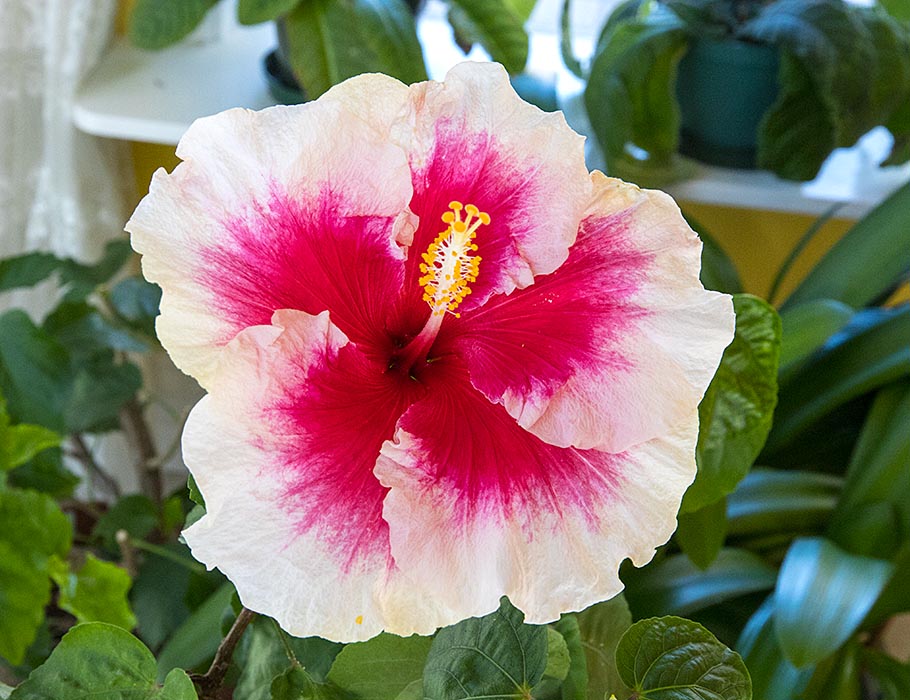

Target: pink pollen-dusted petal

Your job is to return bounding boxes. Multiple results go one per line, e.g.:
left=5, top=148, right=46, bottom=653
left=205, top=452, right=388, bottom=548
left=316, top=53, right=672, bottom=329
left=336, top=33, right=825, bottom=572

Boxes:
left=440, top=173, right=735, bottom=452
left=375, top=359, right=698, bottom=624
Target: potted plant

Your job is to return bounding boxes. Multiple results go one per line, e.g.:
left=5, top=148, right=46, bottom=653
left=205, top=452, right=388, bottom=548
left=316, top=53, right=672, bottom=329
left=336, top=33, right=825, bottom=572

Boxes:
left=128, top=0, right=535, bottom=102
left=563, top=0, right=910, bottom=183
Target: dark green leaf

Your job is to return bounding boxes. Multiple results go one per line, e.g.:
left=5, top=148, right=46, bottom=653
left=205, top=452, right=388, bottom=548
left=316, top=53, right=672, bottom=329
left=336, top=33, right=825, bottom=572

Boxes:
left=0, top=398, right=59, bottom=473
left=108, top=277, right=161, bottom=339
left=575, top=595, right=632, bottom=700
left=765, top=306, right=910, bottom=455
left=615, top=616, right=751, bottom=700
left=699, top=229, right=743, bottom=295
left=270, top=665, right=346, bottom=700
left=50, top=554, right=137, bottom=630
left=773, top=537, right=892, bottom=667
left=238, top=0, right=299, bottom=24
left=827, top=500, right=900, bottom=559
left=560, top=0, right=584, bottom=78
left=131, top=544, right=195, bottom=650
left=8, top=622, right=197, bottom=699
left=58, top=240, right=134, bottom=301
left=800, top=639, right=862, bottom=700
left=623, top=549, right=777, bottom=619
left=423, top=598, right=548, bottom=700
left=785, top=181, right=910, bottom=309
left=862, top=648, right=910, bottom=700
left=448, top=0, right=528, bottom=73
left=43, top=302, right=148, bottom=360
left=93, top=495, right=159, bottom=551
left=777, top=300, right=853, bottom=382
left=865, top=543, right=910, bottom=626
left=156, top=582, right=235, bottom=681
left=283, top=0, right=427, bottom=99
left=0, top=489, right=71, bottom=665
left=0, top=253, right=62, bottom=293
left=884, top=96, right=910, bottom=165
left=551, top=616, right=587, bottom=700
left=327, top=633, right=432, bottom=700
left=7, top=448, right=79, bottom=498
left=584, top=6, right=689, bottom=185
left=726, top=469, right=841, bottom=542
left=129, top=0, right=219, bottom=49
left=676, top=497, right=727, bottom=569
left=736, top=598, right=813, bottom=700
left=682, top=294, right=781, bottom=513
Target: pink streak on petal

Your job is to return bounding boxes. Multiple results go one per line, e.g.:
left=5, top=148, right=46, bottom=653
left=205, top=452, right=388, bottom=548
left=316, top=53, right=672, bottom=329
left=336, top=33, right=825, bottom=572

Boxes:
left=438, top=209, right=649, bottom=417
left=391, top=359, right=622, bottom=528
left=201, top=186, right=405, bottom=356
left=262, top=339, right=426, bottom=571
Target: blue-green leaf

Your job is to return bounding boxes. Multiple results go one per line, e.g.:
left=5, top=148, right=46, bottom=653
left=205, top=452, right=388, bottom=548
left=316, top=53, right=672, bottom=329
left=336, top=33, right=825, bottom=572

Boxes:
left=0, top=252, right=62, bottom=293
left=773, top=537, right=893, bottom=667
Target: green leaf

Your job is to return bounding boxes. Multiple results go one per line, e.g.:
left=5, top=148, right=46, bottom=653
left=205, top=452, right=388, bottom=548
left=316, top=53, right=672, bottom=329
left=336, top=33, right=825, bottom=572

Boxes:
left=447, top=0, right=528, bottom=73
left=235, top=617, right=341, bottom=700
left=584, top=6, right=689, bottom=186
left=129, top=0, right=219, bottom=49
left=187, top=474, right=205, bottom=508
left=676, top=497, right=727, bottom=569
left=270, top=665, right=345, bottom=700
left=0, top=398, right=59, bottom=473
left=736, top=598, right=813, bottom=700
left=50, top=554, right=137, bottom=630
left=283, top=0, right=427, bottom=99
left=107, top=277, right=161, bottom=339
left=773, top=537, right=892, bottom=667
left=543, top=627, right=570, bottom=681
left=7, top=448, right=79, bottom=498
left=156, top=582, right=235, bottom=681
left=423, top=598, right=548, bottom=700
left=867, top=544, right=910, bottom=625
left=131, top=544, right=195, bottom=651
left=92, top=495, right=159, bottom=551
left=551, top=616, right=587, bottom=700
left=800, top=639, right=862, bottom=700
left=574, top=595, right=632, bottom=700
left=0, top=489, right=72, bottom=665
left=785, top=181, right=910, bottom=309
left=59, top=240, right=134, bottom=302
left=682, top=294, right=781, bottom=513
left=560, top=0, right=584, bottom=78
left=623, top=549, right=777, bottom=619
left=0, top=683, right=12, bottom=699
left=8, top=622, right=197, bottom=699
left=726, top=469, right=841, bottom=542
left=327, top=633, right=432, bottom=700
left=238, top=0, right=300, bottom=24
left=862, top=648, right=910, bottom=700
left=43, top=302, right=148, bottom=360
left=765, top=306, right=910, bottom=455
left=699, top=231, right=743, bottom=296
left=0, top=252, right=62, bottom=293
left=615, top=616, right=752, bottom=700
left=777, top=300, right=853, bottom=382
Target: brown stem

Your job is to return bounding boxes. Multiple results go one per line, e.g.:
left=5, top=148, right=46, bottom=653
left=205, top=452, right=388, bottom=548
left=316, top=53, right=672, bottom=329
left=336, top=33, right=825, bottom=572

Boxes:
left=115, top=529, right=138, bottom=578
left=191, top=608, right=256, bottom=699
left=119, top=398, right=161, bottom=504
left=71, top=434, right=121, bottom=499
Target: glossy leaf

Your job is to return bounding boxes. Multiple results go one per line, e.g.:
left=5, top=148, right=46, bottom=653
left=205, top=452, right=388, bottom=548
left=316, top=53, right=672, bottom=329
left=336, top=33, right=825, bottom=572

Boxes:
left=682, top=294, right=781, bottom=513
left=0, top=252, right=61, bottom=292
left=448, top=0, right=528, bottom=74
left=736, top=598, right=813, bottom=700
left=327, top=633, right=432, bottom=700
left=423, top=598, right=547, bottom=700
left=676, top=497, right=727, bottom=569
left=777, top=299, right=853, bottom=382
left=574, top=595, right=631, bottom=700
left=283, top=0, right=426, bottom=99
left=8, top=623, right=197, bottom=699
left=774, top=537, right=892, bottom=667
left=50, top=554, right=137, bottom=630
left=615, top=616, right=752, bottom=700
left=765, top=305, right=910, bottom=455
left=726, top=469, right=841, bottom=541
left=584, top=6, right=689, bottom=185
left=0, top=489, right=71, bottom=665
left=238, top=0, right=300, bottom=24
left=129, top=0, right=218, bottom=49
left=623, top=549, right=777, bottom=619
left=785, top=181, right=910, bottom=309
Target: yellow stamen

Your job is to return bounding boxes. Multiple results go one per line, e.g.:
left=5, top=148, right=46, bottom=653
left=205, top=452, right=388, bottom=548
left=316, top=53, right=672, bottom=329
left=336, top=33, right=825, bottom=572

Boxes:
left=355, top=615, right=363, bottom=625
left=419, top=201, right=488, bottom=317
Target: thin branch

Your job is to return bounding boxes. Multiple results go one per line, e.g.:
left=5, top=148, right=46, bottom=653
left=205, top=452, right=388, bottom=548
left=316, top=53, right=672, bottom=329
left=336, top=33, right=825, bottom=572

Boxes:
left=191, top=608, right=256, bottom=699
left=119, top=398, right=161, bottom=504
left=129, top=538, right=207, bottom=574
left=115, top=529, right=138, bottom=578
left=70, top=434, right=121, bottom=499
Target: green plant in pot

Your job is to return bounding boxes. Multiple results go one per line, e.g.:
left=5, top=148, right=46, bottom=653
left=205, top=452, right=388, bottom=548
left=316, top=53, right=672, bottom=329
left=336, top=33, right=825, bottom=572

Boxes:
left=128, top=0, right=536, bottom=103
left=565, top=0, right=910, bottom=184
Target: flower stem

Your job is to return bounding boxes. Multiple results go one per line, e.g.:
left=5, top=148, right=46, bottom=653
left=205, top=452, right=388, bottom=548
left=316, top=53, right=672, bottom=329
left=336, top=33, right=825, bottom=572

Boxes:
left=191, top=607, right=256, bottom=699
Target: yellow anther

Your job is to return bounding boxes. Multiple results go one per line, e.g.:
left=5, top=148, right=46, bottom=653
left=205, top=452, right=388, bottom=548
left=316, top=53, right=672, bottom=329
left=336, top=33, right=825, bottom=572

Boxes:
left=355, top=615, right=363, bottom=625
left=449, top=201, right=463, bottom=211
left=465, top=204, right=479, bottom=217
left=442, top=211, right=455, bottom=224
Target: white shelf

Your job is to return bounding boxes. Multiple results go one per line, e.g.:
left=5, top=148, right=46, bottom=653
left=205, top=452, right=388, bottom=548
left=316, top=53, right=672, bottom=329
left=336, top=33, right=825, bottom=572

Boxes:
left=75, top=5, right=910, bottom=217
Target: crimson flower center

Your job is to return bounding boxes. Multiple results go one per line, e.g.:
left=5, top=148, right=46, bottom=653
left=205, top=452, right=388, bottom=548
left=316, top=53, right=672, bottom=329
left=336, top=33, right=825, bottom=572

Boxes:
left=395, top=201, right=488, bottom=373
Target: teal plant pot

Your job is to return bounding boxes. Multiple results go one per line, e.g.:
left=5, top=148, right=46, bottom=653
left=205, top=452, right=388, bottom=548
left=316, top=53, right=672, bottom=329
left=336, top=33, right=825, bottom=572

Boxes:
left=676, top=38, right=780, bottom=169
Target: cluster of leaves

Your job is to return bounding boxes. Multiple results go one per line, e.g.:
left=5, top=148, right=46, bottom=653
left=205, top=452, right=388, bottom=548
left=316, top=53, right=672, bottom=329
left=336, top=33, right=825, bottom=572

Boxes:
left=630, top=180, right=910, bottom=698
left=127, top=0, right=535, bottom=99
left=569, top=0, right=910, bottom=183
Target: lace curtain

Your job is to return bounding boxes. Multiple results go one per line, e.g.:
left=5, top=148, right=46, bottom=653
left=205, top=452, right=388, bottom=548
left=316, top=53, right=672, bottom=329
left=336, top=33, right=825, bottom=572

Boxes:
left=0, top=0, right=131, bottom=270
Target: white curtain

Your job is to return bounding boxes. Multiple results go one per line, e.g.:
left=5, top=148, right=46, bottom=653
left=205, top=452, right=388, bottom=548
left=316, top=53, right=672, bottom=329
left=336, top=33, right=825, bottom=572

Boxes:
left=0, top=0, right=131, bottom=268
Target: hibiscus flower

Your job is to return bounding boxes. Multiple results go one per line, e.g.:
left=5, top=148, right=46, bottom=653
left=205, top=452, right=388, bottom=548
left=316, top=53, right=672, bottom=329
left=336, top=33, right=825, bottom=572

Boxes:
left=127, top=62, right=734, bottom=641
